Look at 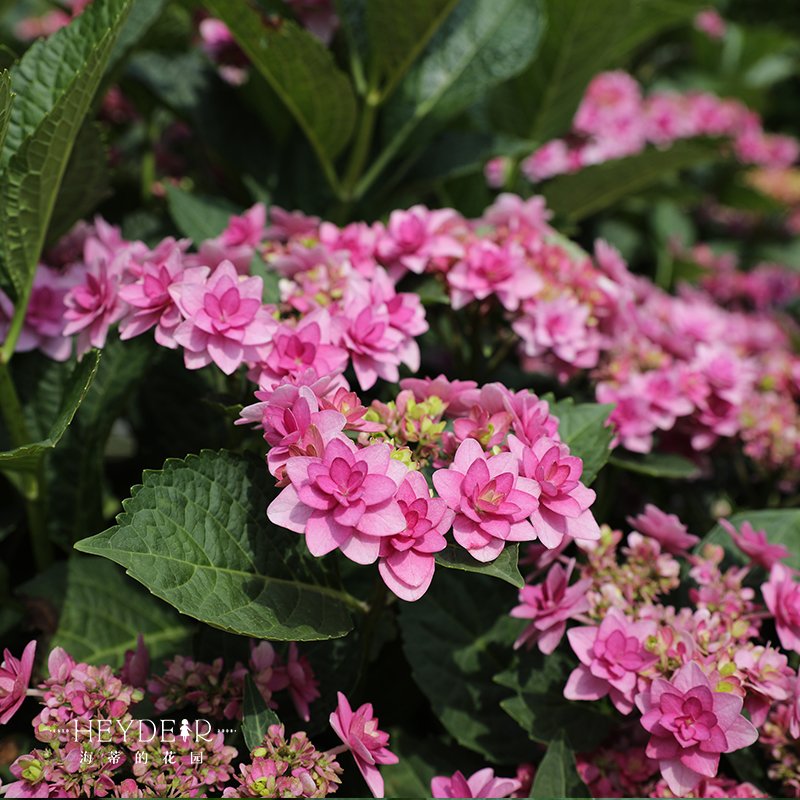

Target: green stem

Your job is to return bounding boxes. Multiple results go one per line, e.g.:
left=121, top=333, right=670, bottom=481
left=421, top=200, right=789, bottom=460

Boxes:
left=358, top=574, right=389, bottom=674
left=0, top=283, right=33, bottom=364
left=0, top=360, right=53, bottom=571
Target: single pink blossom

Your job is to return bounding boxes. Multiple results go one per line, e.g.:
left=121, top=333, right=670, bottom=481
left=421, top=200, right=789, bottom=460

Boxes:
left=329, top=692, right=398, bottom=798
left=431, top=768, right=522, bottom=798
left=267, top=437, right=407, bottom=564
left=627, top=504, right=699, bottom=556
left=0, top=640, right=36, bottom=725
left=378, top=470, right=453, bottom=602
left=169, top=260, right=278, bottom=374
left=564, top=606, right=658, bottom=714
left=432, top=438, right=540, bottom=563
left=634, top=661, right=758, bottom=796
left=761, top=562, right=800, bottom=653
left=283, top=642, right=320, bottom=723
left=718, top=518, right=790, bottom=569
left=510, top=559, right=592, bottom=653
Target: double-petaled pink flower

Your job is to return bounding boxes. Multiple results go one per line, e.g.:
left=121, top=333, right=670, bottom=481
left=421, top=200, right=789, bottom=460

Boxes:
left=564, top=606, right=658, bottom=714
left=0, top=640, right=36, bottom=725
left=268, top=436, right=407, bottom=564
left=719, top=518, right=789, bottom=569
left=627, top=505, right=699, bottom=556
left=431, top=768, right=521, bottom=798
left=761, top=562, right=800, bottom=653
left=510, top=559, right=592, bottom=653
left=329, top=692, right=397, bottom=798
left=634, top=660, right=758, bottom=796
left=378, top=470, right=453, bottom=602
left=169, top=260, right=277, bottom=374
left=432, top=438, right=540, bottom=563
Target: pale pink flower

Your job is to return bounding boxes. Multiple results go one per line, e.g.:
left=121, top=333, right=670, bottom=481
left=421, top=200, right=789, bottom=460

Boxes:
left=510, top=559, right=592, bottom=653
left=694, top=9, right=726, bottom=39
left=0, top=640, right=36, bottom=725
left=635, top=661, right=758, bottom=796
left=564, top=607, right=658, bottom=714
left=378, top=470, right=453, bottom=602
left=627, top=504, right=699, bottom=556
left=283, top=642, right=320, bottom=722
left=733, top=645, right=792, bottom=727
left=521, top=139, right=572, bottom=182
left=267, top=437, right=407, bottom=564
left=400, top=374, right=481, bottom=417
left=482, top=193, right=554, bottom=235
left=169, top=260, right=278, bottom=374
left=432, top=438, right=540, bottom=562
left=265, top=205, right=321, bottom=242
left=118, top=634, right=149, bottom=691
left=220, top=203, right=267, bottom=248
left=484, top=156, right=512, bottom=189
left=62, top=255, right=128, bottom=355
left=508, top=434, right=601, bottom=548
left=329, top=692, right=397, bottom=798
left=431, top=768, right=521, bottom=798
left=718, top=518, right=790, bottom=569
left=761, top=562, right=800, bottom=653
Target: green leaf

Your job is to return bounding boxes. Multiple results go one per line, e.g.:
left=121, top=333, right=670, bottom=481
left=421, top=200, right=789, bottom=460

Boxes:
left=609, top=451, right=700, bottom=479
left=46, top=121, right=110, bottom=248
left=165, top=184, right=242, bottom=244
left=550, top=397, right=614, bottom=485
left=495, top=649, right=612, bottom=751
left=204, top=0, right=356, bottom=166
left=3, top=0, right=133, bottom=167
left=19, top=556, right=193, bottom=667
left=399, top=570, right=531, bottom=764
left=530, top=730, right=591, bottom=798
left=382, top=0, right=543, bottom=151
left=435, top=542, right=524, bottom=588
left=540, top=139, right=723, bottom=222
left=0, top=351, right=100, bottom=472
left=700, top=510, right=800, bottom=571
left=1, top=0, right=134, bottom=302
left=381, top=730, right=464, bottom=799
left=107, top=0, right=169, bottom=77
left=242, top=674, right=280, bottom=751
left=366, top=0, right=459, bottom=90
left=489, top=0, right=702, bottom=142
left=75, top=449, right=355, bottom=641
left=0, top=70, right=13, bottom=163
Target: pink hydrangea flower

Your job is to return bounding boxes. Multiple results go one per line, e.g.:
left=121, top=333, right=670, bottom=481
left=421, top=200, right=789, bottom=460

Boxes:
left=329, top=692, right=398, bottom=798
left=634, top=661, right=758, bottom=796
left=510, top=559, right=592, bottom=653
left=432, top=438, right=541, bottom=563
left=761, top=562, right=800, bottom=653
left=564, top=606, right=658, bottom=714
left=508, top=435, right=601, bottom=548
left=694, top=8, right=726, bottom=39
left=169, top=260, right=278, bottom=374
left=378, top=470, right=453, bottom=602
left=267, top=437, right=407, bottom=564
left=431, top=768, right=522, bottom=798
left=718, top=518, right=790, bottom=569
left=627, top=505, right=699, bottom=556
left=283, top=642, right=320, bottom=723
left=0, top=640, right=36, bottom=725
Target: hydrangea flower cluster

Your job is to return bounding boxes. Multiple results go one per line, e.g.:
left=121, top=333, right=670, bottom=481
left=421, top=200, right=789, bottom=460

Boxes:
left=510, top=509, right=800, bottom=796
left=515, top=70, right=799, bottom=183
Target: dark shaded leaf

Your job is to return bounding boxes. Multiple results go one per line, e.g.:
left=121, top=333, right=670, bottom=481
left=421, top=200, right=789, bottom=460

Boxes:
left=550, top=397, right=614, bottom=485
left=530, top=730, right=591, bottom=798
left=242, top=674, right=280, bottom=751
left=610, top=451, right=701, bottom=479
left=434, top=542, right=524, bottom=588
left=165, top=184, right=242, bottom=244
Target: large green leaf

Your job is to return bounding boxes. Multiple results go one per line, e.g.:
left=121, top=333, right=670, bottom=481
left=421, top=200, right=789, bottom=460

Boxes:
left=19, top=556, right=194, bottom=668
left=204, top=0, right=356, bottom=165
left=540, top=139, right=723, bottom=222
left=495, top=649, right=613, bottom=751
left=550, top=397, right=614, bottom=485
left=365, top=0, right=542, bottom=197
left=700, top=510, right=800, bottom=571
left=165, top=184, right=242, bottom=244
left=366, top=0, right=459, bottom=90
left=609, top=450, right=701, bottom=479
left=488, top=0, right=702, bottom=142
left=399, top=570, right=531, bottom=764
left=530, top=730, right=591, bottom=798
left=106, top=0, right=169, bottom=77
left=2, top=0, right=133, bottom=167
left=1, top=0, right=133, bottom=302
left=242, top=674, right=281, bottom=751
left=46, top=121, right=110, bottom=248
left=75, top=449, right=355, bottom=641
left=0, top=351, right=100, bottom=472
left=434, top=541, right=524, bottom=588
